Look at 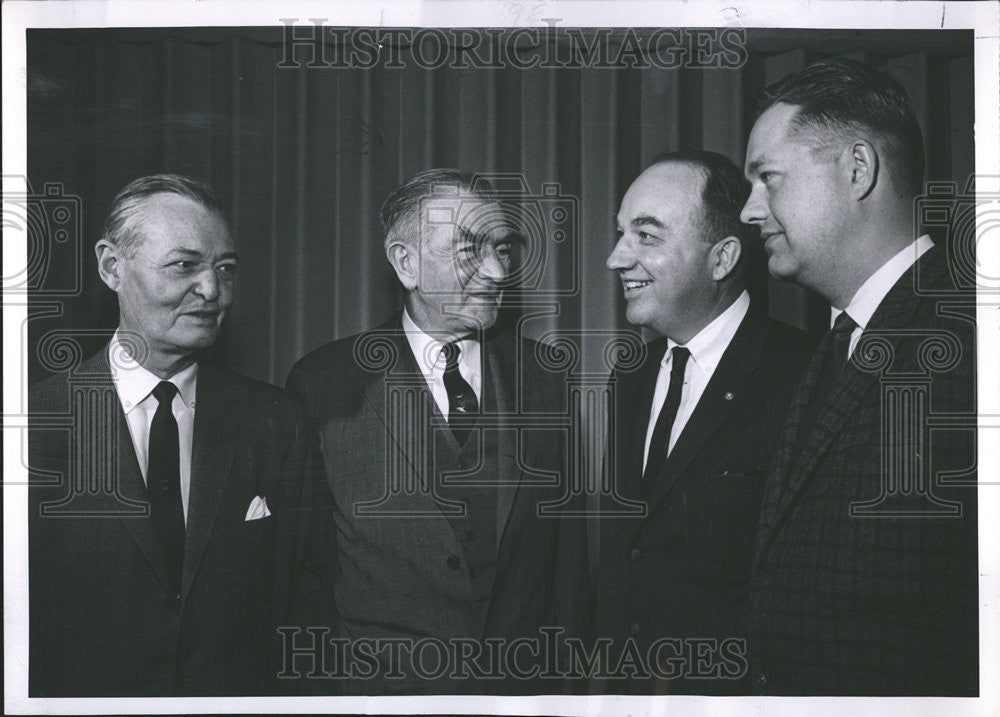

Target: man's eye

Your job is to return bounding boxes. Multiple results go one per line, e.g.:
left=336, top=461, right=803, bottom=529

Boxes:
left=217, top=263, right=237, bottom=276
left=171, top=260, right=197, bottom=271
left=495, top=244, right=511, bottom=260
left=638, top=231, right=654, bottom=243
left=760, top=172, right=774, bottom=184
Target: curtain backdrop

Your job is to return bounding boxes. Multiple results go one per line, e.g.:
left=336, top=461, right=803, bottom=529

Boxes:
left=26, top=27, right=973, bottom=386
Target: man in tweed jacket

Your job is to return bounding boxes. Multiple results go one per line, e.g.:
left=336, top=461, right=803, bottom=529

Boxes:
left=740, top=58, right=977, bottom=695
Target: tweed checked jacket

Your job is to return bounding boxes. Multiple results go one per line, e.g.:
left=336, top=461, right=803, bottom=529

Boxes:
left=747, top=245, right=978, bottom=695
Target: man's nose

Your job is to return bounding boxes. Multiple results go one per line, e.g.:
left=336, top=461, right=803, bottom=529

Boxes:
left=477, top=250, right=507, bottom=282
left=193, top=267, right=220, bottom=301
left=606, top=236, right=632, bottom=271
left=740, top=185, right=768, bottom=225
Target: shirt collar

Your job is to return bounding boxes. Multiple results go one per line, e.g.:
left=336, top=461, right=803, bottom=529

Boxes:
left=833, top=235, right=934, bottom=330
left=401, top=309, right=481, bottom=378
left=664, top=290, right=750, bottom=372
left=108, top=329, right=198, bottom=413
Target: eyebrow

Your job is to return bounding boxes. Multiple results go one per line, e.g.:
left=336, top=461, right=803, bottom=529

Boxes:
left=456, top=226, right=519, bottom=246
left=455, top=227, right=485, bottom=245
left=746, top=157, right=767, bottom=176
left=167, top=248, right=239, bottom=262
left=501, top=230, right=525, bottom=246
left=630, top=215, right=665, bottom=229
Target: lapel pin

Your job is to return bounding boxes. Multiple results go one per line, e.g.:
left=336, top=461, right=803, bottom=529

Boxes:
left=724, top=391, right=735, bottom=401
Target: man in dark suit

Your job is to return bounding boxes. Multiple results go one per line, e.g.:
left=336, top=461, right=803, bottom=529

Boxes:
left=29, top=174, right=332, bottom=696
left=286, top=168, right=586, bottom=695
left=594, top=150, right=815, bottom=695
left=741, top=58, right=977, bottom=695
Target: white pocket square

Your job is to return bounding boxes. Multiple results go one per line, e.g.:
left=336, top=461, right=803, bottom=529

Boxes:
left=245, top=495, right=271, bottom=521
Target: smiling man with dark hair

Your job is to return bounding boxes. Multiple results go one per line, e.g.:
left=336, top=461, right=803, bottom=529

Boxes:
left=595, top=150, right=814, bottom=695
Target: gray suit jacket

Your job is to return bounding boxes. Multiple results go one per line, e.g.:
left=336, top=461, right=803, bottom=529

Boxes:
left=286, top=315, right=588, bottom=694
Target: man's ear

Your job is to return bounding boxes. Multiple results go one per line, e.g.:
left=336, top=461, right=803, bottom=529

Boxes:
left=95, top=240, right=123, bottom=291
left=386, top=240, right=419, bottom=291
left=710, top=235, right=742, bottom=282
left=845, top=139, right=879, bottom=200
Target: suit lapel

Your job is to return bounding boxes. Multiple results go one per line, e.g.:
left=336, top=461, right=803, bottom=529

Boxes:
left=356, top=318, right=471, bottom=523
left=751, top=338, right=821, bottom=550
left=488, top=335, right=521, bottom=553
left=637, top=306, right=765, bottom=533
left=756, top=247, right=942, bottom=555
left=357, top=320, right=440, bottom=494
left=82, top=348, right=178, bottom=595
left=182, top=364, right=237, bottom=599
left=594, top=343, right=659, bottom=574
left=774, top=357, right=877, bottom=510
left=613, top=340, right=664, bottom=505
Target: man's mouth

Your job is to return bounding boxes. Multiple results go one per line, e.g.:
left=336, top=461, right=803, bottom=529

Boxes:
left=621, top=278, right=652, bottom=294
left=183, top=309, right=219, bottom=321
left=468, top=289, right=501, bottom=301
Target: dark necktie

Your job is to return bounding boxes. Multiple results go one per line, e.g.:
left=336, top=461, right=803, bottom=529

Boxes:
left=148, top=380, right=185, bottom=592
left=442, top=342, right=479, bottom=444
left=642, top=346, right=690, bottom=489
left=793, top=311, right=858, bottom=462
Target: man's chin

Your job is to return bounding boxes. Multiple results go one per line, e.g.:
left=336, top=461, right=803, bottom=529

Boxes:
left=766, top=255, right=797, bottom=280
left=454, top=306, right=499, bottom=333
left=476, top=307, right=500, bottom=331
left=173, top=328, right=222, bottom=352
left=624, top=303, right=649, bottom=330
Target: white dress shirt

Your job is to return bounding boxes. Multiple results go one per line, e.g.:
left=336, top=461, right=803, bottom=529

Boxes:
left=402, top=310, right=482, bottom=419
left=834, top=234, right=934, bottom=358
left=642, top=290, right=750, bottom=473
left=108, top=330, right=196, bottom=521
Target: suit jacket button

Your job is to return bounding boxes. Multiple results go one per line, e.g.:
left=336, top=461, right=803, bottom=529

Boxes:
left=629, top=621, right=640, bottom=636
left=755, top=672, right=768, bottom=689
left=447, top=555, right=461, bottom=571
left=630, top=548, right=641, bottom=561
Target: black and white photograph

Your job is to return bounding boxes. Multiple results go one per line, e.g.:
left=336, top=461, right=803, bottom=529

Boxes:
left=3, top=1, right=998, bottom=714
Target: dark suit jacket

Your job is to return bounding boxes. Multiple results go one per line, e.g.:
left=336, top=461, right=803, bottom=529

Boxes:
left=286, top=315, right=588, bottom=695
left=594, top=300, right=816, bottom=695
left=748, top=245, right=978, bottom=695
left=28, top=347, right=333, bottom=696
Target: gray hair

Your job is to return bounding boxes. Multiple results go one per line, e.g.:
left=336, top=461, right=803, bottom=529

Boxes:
left=101, top=173, right=227, bottom=255
left=379, top=168, right=494, bottom=250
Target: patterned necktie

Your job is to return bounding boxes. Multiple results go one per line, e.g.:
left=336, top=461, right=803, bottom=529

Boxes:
left=642, top=346, right=691, bottom=489
left=793, top=311, right=858, bottom=462
left=442, top=342, right=479, bottom=444
left=148, top=380, right=185, bottom=592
